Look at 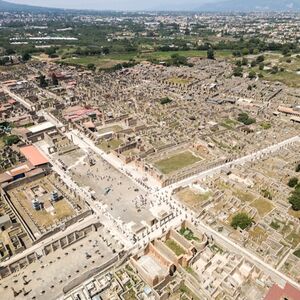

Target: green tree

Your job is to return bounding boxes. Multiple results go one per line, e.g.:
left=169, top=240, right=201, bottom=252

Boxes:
left=259, top=63, right=264, bottom=71
left=22, top=52, right=31, bottom=61
left=242, top=48, right=249, bottom=56
left=296, top=163, right=300, bottom=172
left=231, top=213, right=252, bottom=230
left=207, top=48, right=215, bottom=60
left=248, top=71, right=256, bottom=79
left=236, top=60, right=242, bottom=67
left=288, top=177, right=299, bottom=188
left=233, top=66, right=243, bottom=77
left=271, top=66, right=279, bottom=74
left=87, top=63, right=96, bottom=71
left=45, top=47, right=56, bottom=56
left=250, top=60, right=257, bottom=67
left=102, top=47, right=110, bottom=55
left=3, top=135, right=19, bottom=146
left=256, top=55, right=265, bottom=63
left=39, top=74, right=47, bottom=88
left=237, top=112, right=256, bottom=125
left=289, top=187, right=300, bottom=211
left=160, top=97, right=172, bottom=105
left=5, top=48, right=15, bottom=55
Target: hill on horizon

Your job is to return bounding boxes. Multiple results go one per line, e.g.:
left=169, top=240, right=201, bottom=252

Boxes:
left=0, top=0, right=65, bottom=12
left=1, top=0, right=300, bottom=12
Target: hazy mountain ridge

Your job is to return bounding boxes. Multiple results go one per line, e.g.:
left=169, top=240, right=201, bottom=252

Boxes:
left=0, top=0, right=64, bottom=12
left=1, top=0, right=300, bottom=12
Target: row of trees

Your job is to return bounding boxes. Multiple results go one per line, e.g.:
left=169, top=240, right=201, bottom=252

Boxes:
left=38, top=73, right=59, bottom=88
left=288, top=164, right=300, bottom=211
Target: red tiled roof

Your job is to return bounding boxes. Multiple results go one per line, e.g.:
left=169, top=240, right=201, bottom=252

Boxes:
left=264, top=283, right=300, bottom=300
left=20, top=145, right=49, bottom=166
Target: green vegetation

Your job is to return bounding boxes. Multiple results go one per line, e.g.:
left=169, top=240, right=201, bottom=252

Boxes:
left=39, top=74, right=47, bottom=88
left=179, top=227, right=199, bottom=241
left=260, top=122, right=271, bottom=130
left=164, top=53, right=192, bottom=67
left=97, top=138, right=123, bottom=152
left=232, top=189, right=256, bottom=202
left=160, top=97, right=173, bottom=105
left=261, top=189, right=272, bottom=200
left=233, top=66, right=243, bottom=77
left=286, top=231, right=300, bottom=248
left=3, top=135, right=19, bottom=146
left=22, top=52, right=31, bottom=61
left=237, top=112, right=256, bottom=125
left=288, top=185, right=300, bottom=211
left=248, top=70, right=256, bottom=79
left=207, top=48, right=215, bottom=60
left=293, top=249, right=300, bottom=258
left=123, top=288, right=136, bottom=300
left=154, top=151, right=201, bottom=174
left=231, top=213, right=253, bottom=230
left=165, top=239, right=185, bottom=256
left=288, top=177, right=299, bottom=188
left=270, top=221, right=280, bottom=230
left=176, top=188, right=211, bottom=208
left=250, top=198, right=274, bottom=217
left=87, top=63, right=96, bottom=71
left=296, top=163, right=300, bottom=173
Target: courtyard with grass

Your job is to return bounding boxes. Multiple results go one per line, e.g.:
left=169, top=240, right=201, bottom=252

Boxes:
left=165, top=239, right=186, bottom=256
left=154, top=151, right=201, bottom=175
left=250, top=198, right=274, bottom=217
left=176, top=187, right=211, bottom=208
left=97, top=138, right=123, bottom=152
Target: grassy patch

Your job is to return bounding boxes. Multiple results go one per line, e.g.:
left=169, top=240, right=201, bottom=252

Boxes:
left=140, top=50, right=232, bottom=61
left=286, top=231, right=300, bottom=248
left=123, top=288, right=136, bottom=300
left=250, top=198, right=274, bottom=217
left=61, top=55, right=134, bottom=69
left=248, top=226, right=268, bottom=242
left=220, top=118, right=239, bottom=129
left=270, top=220, right=280, bottom=230
left=60, top=50, right=233, bottom=69
left=176, top=188, right=210, bottom=207
left=260, top=122, right=272, bottom=130
left=97, top=138, right=123, bottom=152
left=154, top=151, right=201, bottom=174
left=178, top=283, right=200, bottom=300
left=288, top=208, right=300, bottom=219
left=179, top=227, right=199, bottom=241
left=165, top=239, right=186, bottom=256
left=260, top=70, right=300, bottom=88
left=232, top=189, right=256, bottom=202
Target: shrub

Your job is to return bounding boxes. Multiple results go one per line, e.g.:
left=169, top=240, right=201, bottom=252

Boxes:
left=160, top=97, right=172, bottom=105
left=3, top=135, right=19, bottom=146
left=231, top=213, right=253, bottom=230
left=288, top=177, right=299, bottom=188
left=237, top=112, right=256, bottom=125
left=289, top=188, right=300, bottom=211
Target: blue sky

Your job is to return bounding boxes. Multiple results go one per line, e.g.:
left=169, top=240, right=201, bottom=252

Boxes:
left=8, top=0, right=217, bottom=10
